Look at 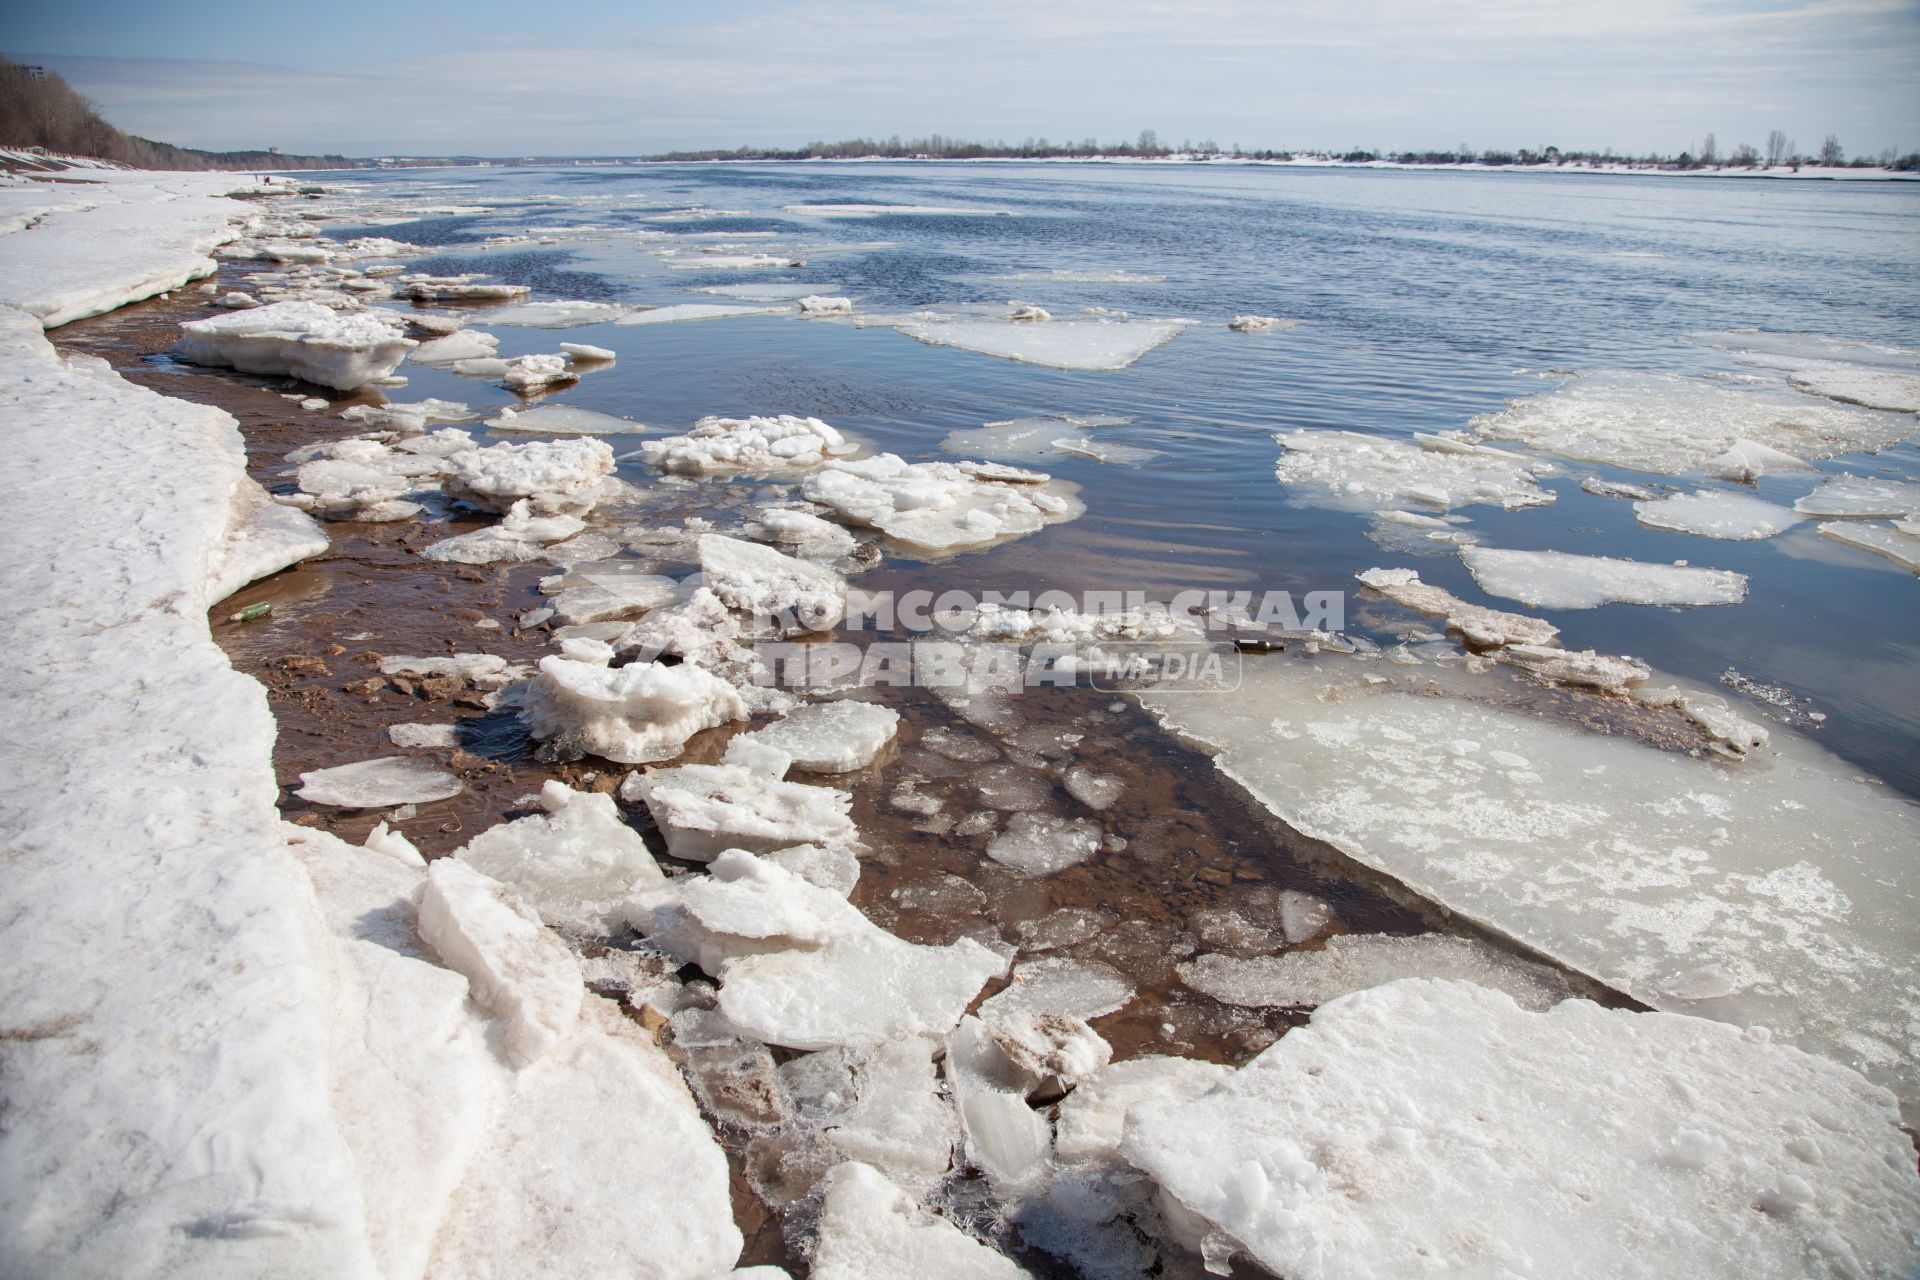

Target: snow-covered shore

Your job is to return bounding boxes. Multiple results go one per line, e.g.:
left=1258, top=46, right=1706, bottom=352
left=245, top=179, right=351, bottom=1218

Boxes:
left=3, top=166, right=1916, bottom=1280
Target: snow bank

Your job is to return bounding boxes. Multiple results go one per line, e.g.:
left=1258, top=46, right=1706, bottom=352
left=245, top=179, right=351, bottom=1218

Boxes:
left=1460, top=546, right=1748, bottom=608
left=1139, top=655, right=1920, bottom=1119
left=1125, top=979, right=1920, bottom=1280
left=178, top=301, right=417, bottom=391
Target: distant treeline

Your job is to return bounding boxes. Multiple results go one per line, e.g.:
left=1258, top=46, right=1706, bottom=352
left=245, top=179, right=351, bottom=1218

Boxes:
left=646, top=130, right=1920, bottom=172
left=0, top=58, right=361, bottom=171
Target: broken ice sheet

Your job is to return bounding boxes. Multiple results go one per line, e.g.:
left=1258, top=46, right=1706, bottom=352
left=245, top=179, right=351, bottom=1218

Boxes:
left=1787, top=366, right=1920, bottom=413
left=616, top=302, right=792, bottom=326
left=1459, top=546, right=1747, bottom=609
left=473, top=300, right=633, bottom=327
left=295, top=756, right=463, bottom=808
left=453, top=780, right=665, bottom=932
left=1178, top=932, right=1576, bottom=1011
left=894, top=314, right=1187, bottom=371
left=1138, top=653, right=1920, bottom=1121
left=1817, top=521, right=1920, bottom=574
left=734, top=699, right=900, bottom=773
left=1124, top=978, right=1920, bottom=1280
left=984, top=813, right=1103, bottom=875
left=808, top=1160, right=1030, bottom=1279
left=1470, top=370, right=1914, bottom=474
left=1792, top=473, right=1920, bottom=519
left=1273, top=429, right=1555, bottom=513
left=1631, top=489, right=1804, bottom=540
left=485, top=404, right=647, bottom=435
left=942, top=415, right=1160, bottom=467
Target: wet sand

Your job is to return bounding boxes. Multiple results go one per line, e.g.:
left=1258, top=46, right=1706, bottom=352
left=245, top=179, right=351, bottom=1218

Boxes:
left=52, top=270, right=1635, bottom=1275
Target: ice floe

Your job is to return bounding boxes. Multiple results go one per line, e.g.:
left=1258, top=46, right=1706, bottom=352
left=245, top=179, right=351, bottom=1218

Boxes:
left=402, top=274, right=531, bottom=302
left=895, top=313, right=1185, bottom=371
left=1472, top=371, right=1914, bottom=474
left=1356, top=566, right=1558, bottom=647
left=441, top=437, right=617, bottom=516
left=208, top=477, right=329, bottom=603
left=295, top=756, right=464, bottom=808
left=453, top=780, right=664, bottom=932
left=421, top=501, right=595, bottom=565
left=1125, top=979, right=1920, bottom=1280
left=1793, top=473, right=1920, bottom=519
left=1459, top=547, right=1748, bottom=608
left=476, top=299, right=632, bottom=327
left=617, top=302, right=791, bottom=325
left=1788, top=366, right=1920, bottom=413
left=798, top=294, right=854, bottom=316
left=1140, top=655, right=1920, bottom=1118
left=1228, top=314, right=1298, bottom=332
left=1633, top=488, right=1805, bottom=540
left=810, top=1161, right=1030, bottom=1278
left=1818, top=522, right=1920, bottom=573
left=1179, top=932, right=1574, bottom=1010
left=485, top=403, right=646, bottom=435
left=735, top=699, right=900, bottom=773
left=641, top=414, right=858, bottom=475
left=623, top=739, right=857, bottom=860
left=411, top=329, right=500, bottom=363
left=523, top=655, right=746, bottom=764
left=1274, top=429, right=1556, bottom=513
left=1700, top=439, right=1819, bottom=482
left=985, top=813, right=1104, bottom=875
left=177, top=301, right=417, bottom=390
left=802, top=454, right=1083, bottom=554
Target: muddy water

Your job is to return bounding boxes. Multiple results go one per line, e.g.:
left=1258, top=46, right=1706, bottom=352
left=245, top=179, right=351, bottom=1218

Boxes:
left=53, top=269, right=1630, bottom=1275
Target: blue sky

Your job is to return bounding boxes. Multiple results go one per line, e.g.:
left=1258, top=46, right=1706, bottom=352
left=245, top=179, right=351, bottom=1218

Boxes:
left=7, top=0, right=1917, bottom=157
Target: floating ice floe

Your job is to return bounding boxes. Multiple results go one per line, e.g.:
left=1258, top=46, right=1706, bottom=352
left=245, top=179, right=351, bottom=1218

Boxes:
left=485, top=403, right=646, bottom=435
left=695, top=282, right=841, bottom=301
left=411, top=329, right=499, bottom=364
left=987, top=268, right=1164, bottom=284
left=402, top=275, right=531, bottom=302
left=1792, top=473, right=1920, bottom=519
left=802, top=454, right=1083, bottom=554
left=1459, top=547, right=1748, bottom=609
left=751, top=507, right=860, bottom=558
left=177, top=301, right=417, bottom=390
left=978, top=956, right=1135, bottom=1025
left=798, top=295, right=853, bottom=316
left=641, top=414, right=858, bottom=475
left=735, top=700, right=900, bottom=773
left=894, top=313, right=1186, bottom=371
left=559, top=341, right=614, bottom=362
left=1700, top=439, right=1819, bottom=482
left=441, top=437, right=617, bottom=516
left=475, top=300, right=631, bottom=327
left=453, top=780, right=664, bottom=932
left=1818, top=522, right=1920, bottom=573
left=1178, top=932, right=1575, bottom=1010
left=1356, top=566, right=1558, bottom=647
left=421, top=500, right=593, bottom=565
left=942, top=415, right=1158, bottom=468
left=623, top=738, right=856, bottom=860
left=1471, top=371, right=1914, bottom=475
left=1124, top=979, right=1920, bottom=1280
left=1632, top=489, right=1805, bottom=540
left=616, top=302, right=791, bottom=325
left=523, top=655, right=746, bottom=764
left=698, top=533, right=849, bottom=635
left=1787, top=366, right=1920, bottom=413
left=1139, top=654, right=1920, bottom=1119
left=1274, top=429, right=1556, bottom=513
left=985, top=813, right=1104, bottom=875
left=628, top=850, right=1008, bottom=1050
left=809, top=1161, right=1030, bottom=1279
left=340, top=398, right=475, bottom=435
left=414, top=858, right=581, bottom=1067
left=1495, top=643, right=1650, bottom=696
left=663, top=253, right=802, bottom=271
left=498, top=353, right=578, bottom=393
left=377, top=653, right=516, bottom=686
left=1228, top=315, right=1298, bottom=332
left=216, top=290, right=258, bottom=308
left=1579, top=475, right=1658, bottom=500
left=295, top=756, right=464, bottom=808
left=549, top=569, right=684, bottom=626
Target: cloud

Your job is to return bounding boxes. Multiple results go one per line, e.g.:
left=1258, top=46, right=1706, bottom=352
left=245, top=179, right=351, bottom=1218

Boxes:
left=15, top=0, right=1918, bottom=156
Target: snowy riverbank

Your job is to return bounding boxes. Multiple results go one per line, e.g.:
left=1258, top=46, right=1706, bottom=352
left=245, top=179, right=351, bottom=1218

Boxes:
left=2, top=166, right=1916, bottom=1279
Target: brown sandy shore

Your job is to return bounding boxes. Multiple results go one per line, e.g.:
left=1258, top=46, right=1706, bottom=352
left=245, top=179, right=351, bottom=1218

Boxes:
left=52, top=269, right=1637, bottom=1274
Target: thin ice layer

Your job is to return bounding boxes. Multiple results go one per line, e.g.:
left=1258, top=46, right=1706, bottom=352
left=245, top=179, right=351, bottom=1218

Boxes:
left=1124, top=979, right=1920, bottom=1280
left=485, top=404, right=646, bottom=435
left=1139, top=656, right=1920, bottom=1119
left=1460, top=547, right=1748, bottom=608
left=1632, top=489, right=1804, bottom=540
left=1793, top=474, right=1920, bottom=520
left=1471, top=371, right=1914, bottom=475
left=895, top=316, right=1185, bottom=371
left=1273, top=429, right=1555, bottom=513
left=1818, top=522, right=1920, bottom=573
left=1178, top=932, right=1574, bottom=1010
left=736, top=700, right=900, bottom=773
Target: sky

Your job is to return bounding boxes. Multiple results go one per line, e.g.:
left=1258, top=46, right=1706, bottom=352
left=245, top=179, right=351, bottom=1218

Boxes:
left=6, top=0, right=1918, bottom=158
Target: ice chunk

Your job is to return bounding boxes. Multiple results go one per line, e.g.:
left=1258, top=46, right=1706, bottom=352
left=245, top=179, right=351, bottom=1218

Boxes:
left=340, top=397, right=475, bottom=435
left=1229, top=315, right=1298, bottom=332
left=388, top=721, right=459, bottom=750
left=177, top=300, right=416, bottom=390
left=809, top=1161, right=1031, bottom=1279
left=662, top=253, right=802, bottom=270
left=986, top=813, right=1103, bottom=875
left=1471, top=371, right=1913, bottom=475
left=1179, top=932, right=1574, bottom=1010
left=1054, top=1055, right=1231, bottom=1166
left=1633, top=489, right=1804, bottom=540
left=895, top=314, right=1185, bottom=371
left=1817, top=521, right=1920, bottom=573
left=410, top=329, right=499, bottom=363
left=978, top=956, right=1135, bottom=1023
left=753, top=507, right=859, bottom=556
left=628, top=851, right=1007, bottom=1049
left=499, top=353, right=577, bottom=393
left=378, top=653, right=513, bottom=684
left=1579, top=475, right=1659, bottom=500
left=697, top=533, right=848, bottom=634
left=295, top=756, right=463, bottom=808
left=1356, top=566, right=1558, bottom=647
left=618, top=302, right=791, bottom=325
left=1792, top=473, right=1920, bottom=519
left=1062, top=765, right=1123, bottom=810
left=475, top=299, right=631, bottom=327
left=640, top=413, right=857, bottom=475
left=624, top=750, right=856, bottom=860
left=413, top=859, right=582, bottom=1067
left=207, top=477, right=329, bottom=603
left=403, top=276, right=530, bottom=301
left=768, top=841, right=861, bottom=896
left=736, top=700, right=900, bottom=773
left=803, top=453, right=1083, bottom=554
left=1699, top=439, right=1817, bottom=482
left=421, top=500, right=592, bottom=565
left=1634, top=686, right=1774, bottom=757
left=1138, top=656, right=1920, bottom=1118
left=1460, top=547, right=1748, bottom=608
left=441, top=437, right=616, bottom=516
left=990, top=1010, right=1112, bottom=1094
left=559, top=341, right=614, bottom=362
left=1788, top=366, right=1920, bottom=413
left=798, top=295, right=854, bottom=316
left=455, top=780, right=664, bottom=932
left=1274, top=429, right=1555, bottom=513
left=550, top=572, right=682, bottom=626
left=523, top=656, right=746, bottom=764
left=1124, top=979, right=1920, bottom=1280
left=1495, top=643, right=1651, bottom=695
left=821, top=1035, right=960, bottom=1183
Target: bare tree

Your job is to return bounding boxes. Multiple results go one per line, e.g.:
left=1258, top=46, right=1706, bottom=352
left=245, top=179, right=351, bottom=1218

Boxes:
left=1137, top=128, right=1160, bottom=156
left=1819, top=133, right=1844, bottom=166
left=1700, top=133, right=1718, bottom=166
left=1731, top=142, right=1759, bottom=167
left=1764, top=130, right=1788, bottom=167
